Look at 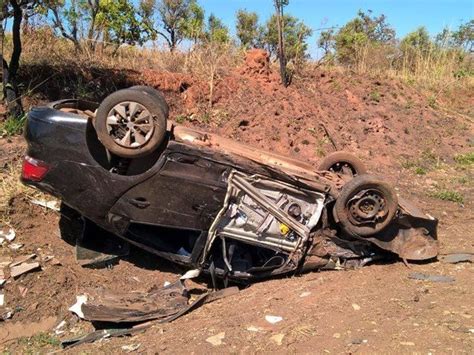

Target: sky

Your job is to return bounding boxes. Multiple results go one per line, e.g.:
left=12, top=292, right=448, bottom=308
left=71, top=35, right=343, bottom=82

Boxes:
left=198, top=0, right=473, bottom=57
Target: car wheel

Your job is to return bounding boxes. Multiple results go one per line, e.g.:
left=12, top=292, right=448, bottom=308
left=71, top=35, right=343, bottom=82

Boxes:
left=129, top=85, right=169, bottom=118
left=334, top=174, right=398, bottom=237
left=95, top=88, right=168, bottom=158
left=318, top=151, right=367, bottom=177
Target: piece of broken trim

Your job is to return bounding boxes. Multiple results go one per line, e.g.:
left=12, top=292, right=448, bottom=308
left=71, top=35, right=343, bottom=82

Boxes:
left=30, top=198, right=60, bottom=212
left=62, top=285, right=239, bottom=348
left=440, top=253, right=473, bottom=264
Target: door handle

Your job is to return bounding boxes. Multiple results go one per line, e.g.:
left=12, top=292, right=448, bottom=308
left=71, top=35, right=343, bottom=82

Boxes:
left=129, top=198, right=150, bottom=209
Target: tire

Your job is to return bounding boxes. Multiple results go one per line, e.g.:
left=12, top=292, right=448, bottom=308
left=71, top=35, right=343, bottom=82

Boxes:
left=95, top=88, right=168, bottom=158
left=129, top=85, right=169, bottom=118
left=318, top=151, right=367, bottom=177
left=334, top=174, right=398, bottom=237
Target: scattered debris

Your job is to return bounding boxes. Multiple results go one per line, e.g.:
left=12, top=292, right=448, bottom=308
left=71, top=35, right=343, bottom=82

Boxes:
left=63, top=282, right=239, bottom=347
left=408, top=272, right=455, bottom=283
left=30, top=198, right=60, bottom=211
left=54, top=320, right=67, bottom=335
left=265, top=315, right=283, bottom=324
left=0, top=268, right=5, bottom=286
left=10, top=262, right=40, bottom=278
left=440, top=253, right=473, bottom=264
left=270, top=333, right=285, bottom=345
left=18, top=285, right=28, bottom=298
left=350, top=338, right=368, bottom=345
left=8, top=243, right=23, bottom=251
left=206, top=332, right=225, bottom=346
left=10, top=253, right=36, bottom=267
left=247, top=325, right=265, bottom=332
left=69, top=295, right=88, bottom=319
left=180, top=269, right=200, bottom=280
left=0, top=292, right=4, bottom=306
left=163, top=281, right=171, bottom=287
left=1, top=310, right=13, bottom=320
left=299, top=291, right=311, bottom=298
left=122, top=344, right=141, bottom=352
left=0, top=228, right=16, bottom=242
left=400, top=341, right=415, bottom=346
left=333, top=333, right=341, bottom=339
left=352, top=303, right=361, bottom=311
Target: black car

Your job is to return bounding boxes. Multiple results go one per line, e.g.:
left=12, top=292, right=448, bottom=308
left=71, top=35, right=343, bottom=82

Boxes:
left=21, top=87, right=439, bottom=281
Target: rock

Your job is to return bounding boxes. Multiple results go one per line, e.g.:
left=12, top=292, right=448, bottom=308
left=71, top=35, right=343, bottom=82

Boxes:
left=333, top=333, right=341, bottom=339
left=206, top=332, right=225, bottom=346
left=270, top=333, right=285, bottom=345
left=352, top=303, right=361, bottom=311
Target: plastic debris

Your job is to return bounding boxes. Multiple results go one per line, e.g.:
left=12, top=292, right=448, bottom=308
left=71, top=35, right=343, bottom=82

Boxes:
left=247, top=325, right=265, bottom=332
left=206, top=332, right=225, bottom=346
left=180, top=269, right=200, bottom=280
left=69, top=295, right=88, bottom=319
left=10, top=262, right=40, bottom=278
left=265, top=315, right=283, bottom=324
left=0, top=228, right=15, bottom=242
left=55, top=320, right=67, bottom=335
left=0, top=293, right=4, bottom=306
left=408, top=272, right=455, bottom=283
left=8, top=243, right=23, bottom=251
left=30, top=198, right=60, bottom=212
left=122, top=344, right=141, bottom=352
left=299, top=291, right=311, bottom=298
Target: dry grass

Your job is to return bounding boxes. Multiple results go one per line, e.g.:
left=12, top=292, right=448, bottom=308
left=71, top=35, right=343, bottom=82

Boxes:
left=0, top=159, right=45, bottom=225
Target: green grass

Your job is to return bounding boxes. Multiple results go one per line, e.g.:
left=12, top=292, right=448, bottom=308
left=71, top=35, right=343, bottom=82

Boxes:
left=17, top=332, right=60, bottom=351
left=454, top=152, right=474, bottom=166
left=415, top=167, right=427, bottom=175
left=369, top=90, right=381, bottom=103
left=429, top=189, right=464, bottom=203
left=0, top=114, right=27, bottom=136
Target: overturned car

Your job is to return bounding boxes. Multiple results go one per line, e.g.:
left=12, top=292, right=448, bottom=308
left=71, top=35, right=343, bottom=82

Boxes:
left=21, top=87, right=439, bottom=282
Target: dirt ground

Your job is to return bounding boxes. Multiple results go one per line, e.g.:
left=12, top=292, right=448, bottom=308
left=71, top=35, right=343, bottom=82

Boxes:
left=1, top=55, right=473, bottom=353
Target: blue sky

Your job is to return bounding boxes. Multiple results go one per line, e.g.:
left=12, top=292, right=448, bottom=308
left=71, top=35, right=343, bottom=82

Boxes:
left=199, top=0, right=473, bottom=57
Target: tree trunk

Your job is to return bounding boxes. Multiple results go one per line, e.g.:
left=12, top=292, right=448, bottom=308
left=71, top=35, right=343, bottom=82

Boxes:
left=2, top=0, right=24, bottom=118
left=274, top=1, right=288, bottom=87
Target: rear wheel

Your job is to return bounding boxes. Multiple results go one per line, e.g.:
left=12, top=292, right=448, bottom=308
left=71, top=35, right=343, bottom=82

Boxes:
left=95, top=88, right=168, bottom=158
left=318, top=151, right=367, bottom=177
left=334, top=174, right=398, bottom=237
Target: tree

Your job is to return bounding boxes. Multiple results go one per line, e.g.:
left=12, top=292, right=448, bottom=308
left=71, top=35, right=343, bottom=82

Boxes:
left=46, top=0, right=154, bottom=52
left=236, top=9, right=261, bottom=48
left=265, top=14, right=312, bottom=63
left=1, top=0, right=39, bottom=118
left=182, top=1, right=204, bottom=43
left=437, top=20, right=473, bottom=52
left=273, top=0, right=288, bottom=86
left=156, top=0, right=194, bottom=51
left=206, top=13, right=229, bottom=44
left=328, top=10, right=395, bottom=65
left=401, top=27, right=433, bottom=55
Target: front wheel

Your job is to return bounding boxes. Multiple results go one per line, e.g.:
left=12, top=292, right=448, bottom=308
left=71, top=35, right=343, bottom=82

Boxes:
left=334, top=174, right=398, bottom=237
left=318, top=152, right=367, bottom=177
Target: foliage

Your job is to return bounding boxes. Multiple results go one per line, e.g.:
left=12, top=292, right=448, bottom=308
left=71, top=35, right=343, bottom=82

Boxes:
left=205, top=13, right=229, bottom=44
left=44, top=0, right=154, bottom=51
left=235, top=9, right=262, bottom=48
left=321, top=10, right=395, bottom=65
left=429, top=189, right=464, bottom=203
left=0, top=114, right=27, bottom=136
left=454, top=152, right=474, bottom=166
left=264, top=14, right=312, bottom=63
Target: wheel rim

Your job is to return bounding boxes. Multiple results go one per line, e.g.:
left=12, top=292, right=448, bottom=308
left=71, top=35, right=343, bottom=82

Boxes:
left=106, top=101, right=155, bottom=148
left=346, top=189, right=388, bottom=226
left=328, top=162, right=357, bottom=177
